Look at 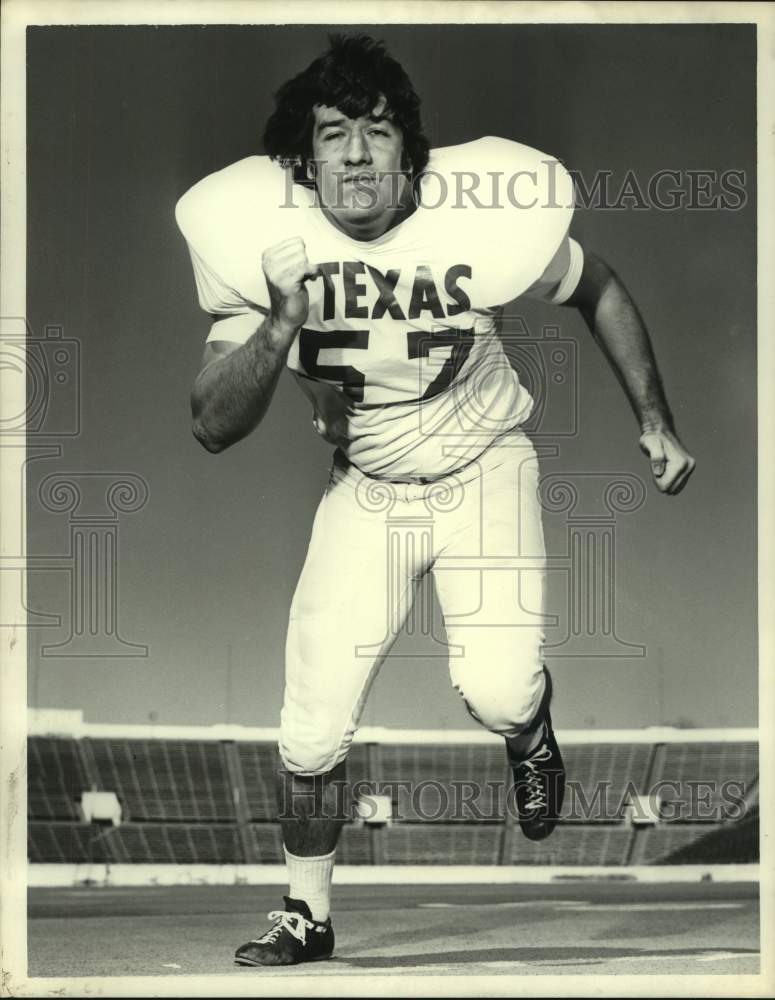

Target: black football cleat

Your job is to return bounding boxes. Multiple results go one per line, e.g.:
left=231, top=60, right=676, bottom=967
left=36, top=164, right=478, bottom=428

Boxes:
left=508, top=669, right=566, bottom=841
left=234, top=896, right=334, bottom=967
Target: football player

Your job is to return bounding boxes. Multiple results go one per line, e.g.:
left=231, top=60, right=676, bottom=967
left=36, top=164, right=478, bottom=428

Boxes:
left=176, top=34, right=695, bottom=966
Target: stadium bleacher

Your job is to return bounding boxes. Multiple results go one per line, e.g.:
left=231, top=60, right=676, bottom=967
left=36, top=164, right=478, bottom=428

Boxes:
left=28, top=737, right=87, bottom=821
left=26, top=725, right=759, bottom=868
left=86, top=738, right=236, bottom=822
left=559, top=743, right=653, bottom=821
left=637, top=824, right=727, bottom=864
left=509, top=824, right=634, bottom=866
left=121, top=823, right=245, bottom=864
left=659, top=809, right=759, bottom=864
left=236, top=742, right=285, bottom=821
left=378, top=742, right=508, bottom=822
left=28, top=821, right=115, bottom=864
left=651, top=741, right=757, bottom=822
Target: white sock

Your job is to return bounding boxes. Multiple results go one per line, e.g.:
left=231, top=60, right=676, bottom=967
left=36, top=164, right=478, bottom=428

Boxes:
left=284, top=847, right=335, bottom=922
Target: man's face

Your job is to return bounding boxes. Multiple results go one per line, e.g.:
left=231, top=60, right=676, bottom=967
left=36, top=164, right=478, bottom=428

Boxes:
left=309, top=97, right=408, bottom=236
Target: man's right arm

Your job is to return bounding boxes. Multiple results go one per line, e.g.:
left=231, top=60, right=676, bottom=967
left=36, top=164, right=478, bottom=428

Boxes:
left=190, top=316, right=296, bottom=453
left=190, top=237, right=318, bottom=453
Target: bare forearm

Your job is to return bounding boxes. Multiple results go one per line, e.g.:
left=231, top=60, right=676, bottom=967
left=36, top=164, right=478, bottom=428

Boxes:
left=572, top=254, right=674, bottom=433
left=565, top=250, right=695, bottom=494
left=191, top=316, right=295, bottom=452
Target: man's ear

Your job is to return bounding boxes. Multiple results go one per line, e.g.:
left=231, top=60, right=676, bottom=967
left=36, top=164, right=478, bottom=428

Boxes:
left=306, top=159, right=316, bottom=181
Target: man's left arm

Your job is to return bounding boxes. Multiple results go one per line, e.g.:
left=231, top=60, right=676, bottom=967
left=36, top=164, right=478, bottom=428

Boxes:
left=525, top=240, right=696, bottom=495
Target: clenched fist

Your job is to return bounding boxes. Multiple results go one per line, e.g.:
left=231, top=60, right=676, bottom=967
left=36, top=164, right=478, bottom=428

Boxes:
left=262, top=237, right=320, bottom=337
left=639, top=427, right=696, bottom=495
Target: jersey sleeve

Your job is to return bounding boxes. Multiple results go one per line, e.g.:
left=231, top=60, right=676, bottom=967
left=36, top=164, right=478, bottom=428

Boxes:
left=175, top=155, right=296, bottom=333
left=185, top=245, right=266, bottom=345
left=521, top=237, right=584, bottom=305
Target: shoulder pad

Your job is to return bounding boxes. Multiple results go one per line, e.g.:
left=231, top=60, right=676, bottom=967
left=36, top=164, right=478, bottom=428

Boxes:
left=417, top=137, right=575, bottom=306
left=175, top=156, right=315, bottom=306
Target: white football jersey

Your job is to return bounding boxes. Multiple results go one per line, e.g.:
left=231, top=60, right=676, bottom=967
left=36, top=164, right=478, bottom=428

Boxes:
left=176, top=137, right=581, bottom=479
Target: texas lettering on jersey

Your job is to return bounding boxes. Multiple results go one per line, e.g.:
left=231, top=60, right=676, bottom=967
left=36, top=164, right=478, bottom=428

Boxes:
left=314, top=261, right=473, bottom=322
left=176, top=137, right=577, bottom=478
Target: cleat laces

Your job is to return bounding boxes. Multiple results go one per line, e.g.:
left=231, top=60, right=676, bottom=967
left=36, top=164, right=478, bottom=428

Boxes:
left=520, top=744, right=553, bottom=813
left=253, top=910, right=309, bottom=947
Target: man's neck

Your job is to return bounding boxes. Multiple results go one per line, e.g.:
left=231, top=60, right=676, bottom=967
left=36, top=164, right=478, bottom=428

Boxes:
left=320, top=189, right=417, bottom=242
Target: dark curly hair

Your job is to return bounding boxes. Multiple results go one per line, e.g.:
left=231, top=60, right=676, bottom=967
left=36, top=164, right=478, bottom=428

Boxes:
left=263, top=34, right=430, bottom=186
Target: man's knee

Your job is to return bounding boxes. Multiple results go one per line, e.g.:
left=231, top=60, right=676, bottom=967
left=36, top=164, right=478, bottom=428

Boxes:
left=465, top=692, right=542, bottom=736
left=455, top=658, right=546, bottom=736
left=279, top=729, right=350, bottom=777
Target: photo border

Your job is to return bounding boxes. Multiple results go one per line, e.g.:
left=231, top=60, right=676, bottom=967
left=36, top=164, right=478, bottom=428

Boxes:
left=2, top=2, right=772, bottom=996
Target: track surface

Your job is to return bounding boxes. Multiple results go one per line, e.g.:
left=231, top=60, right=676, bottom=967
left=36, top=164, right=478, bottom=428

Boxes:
left=29, top=880, right=759, bottom=978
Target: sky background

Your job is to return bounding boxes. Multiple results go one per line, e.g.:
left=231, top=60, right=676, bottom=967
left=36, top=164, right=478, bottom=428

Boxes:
left=24, top=23, right=756, bottom=732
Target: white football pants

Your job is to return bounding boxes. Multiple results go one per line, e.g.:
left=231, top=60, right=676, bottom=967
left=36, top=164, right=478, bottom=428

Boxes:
left=279, top=431, right=547, bottom=775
